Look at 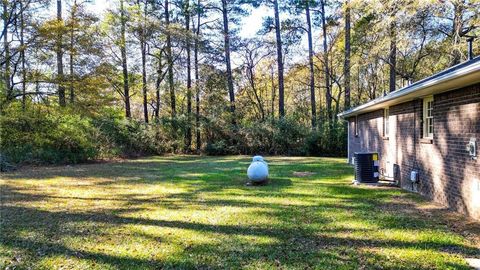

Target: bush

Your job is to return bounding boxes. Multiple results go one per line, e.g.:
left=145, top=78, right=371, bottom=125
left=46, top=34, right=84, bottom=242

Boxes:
left=0, top=103, right=347, bottom=165
left=92, top=113, right=162, bottom=157
left=204, top=140, right=228, bottom=155
left=0, top=106, right=169, bottom=164
left=202, top=115, right=238, bottom=155
left=272, top=117, right=309, bottom=155
left=0, top=106, right=98, bottom=164
left=238, top=120, right=275, bottom=154
left=209, top=116, right=347, bottom=157
left=88, top=110, right=182, bottom=157
left=303, top=121, right=348, bottom=157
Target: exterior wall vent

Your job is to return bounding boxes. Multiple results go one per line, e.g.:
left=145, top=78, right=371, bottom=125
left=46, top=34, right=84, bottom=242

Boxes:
left=467, top=37, right=475, bottom=60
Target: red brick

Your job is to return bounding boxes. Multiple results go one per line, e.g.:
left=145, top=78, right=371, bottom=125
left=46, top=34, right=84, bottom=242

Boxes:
left=348, top=83, right=480, bottom=219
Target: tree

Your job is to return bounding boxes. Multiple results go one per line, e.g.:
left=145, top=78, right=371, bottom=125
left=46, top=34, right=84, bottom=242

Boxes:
left=148, top=0, right=167, bottom=121
left=272, top=0, right=285, bottom=118
left=56, top=0, right=66, bottom=107
left=344, top=0, right=350, bottom=109
left=120, top=0, right=131, bottom=117
left=183, top=0, right=192, bottom=149
left=153, top=49, right=165, bottom=120
left=136, top=0, right=149, bottom=123
left=220, top=0, right=236, bottom=126
left=305, top=0, right=316, bottom=128
left=438, top=1, right=479, bottom=66
left=19, top=0, right=27, bottom=110
left=240, top=39, right=271, bottom=120
left=2, top=0, right=11, bottom=99
left=388, top=7, right=397, bottom=93
left=320, top=0, right=331, bottom=123
left=165, top=0, right=175, bottom=117
left=68, top=0, right=77, bottom=104
left=193, top=0, right=201, bottom=150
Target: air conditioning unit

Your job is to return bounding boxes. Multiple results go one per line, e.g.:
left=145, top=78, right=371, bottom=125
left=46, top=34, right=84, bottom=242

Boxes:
left=354, top=152, right=379, bottom=183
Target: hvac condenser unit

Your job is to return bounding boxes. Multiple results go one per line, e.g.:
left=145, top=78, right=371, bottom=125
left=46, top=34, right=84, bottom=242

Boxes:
left=354, top=152, right=379, bottom=183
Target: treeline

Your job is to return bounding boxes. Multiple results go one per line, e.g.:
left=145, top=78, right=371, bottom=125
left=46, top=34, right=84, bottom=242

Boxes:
left=0, top=0, right=479, bottom=164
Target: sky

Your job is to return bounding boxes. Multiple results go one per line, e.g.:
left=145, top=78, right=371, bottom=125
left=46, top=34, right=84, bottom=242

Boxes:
left=86, top=0, right=267, bottom=39
left=81, top=0, right=283, bottom=68
left=73, top=0, right=311, bottom=68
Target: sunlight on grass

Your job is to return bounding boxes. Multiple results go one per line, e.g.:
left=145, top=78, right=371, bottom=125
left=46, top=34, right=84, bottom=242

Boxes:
left=1, top=156, right=478, bottom=269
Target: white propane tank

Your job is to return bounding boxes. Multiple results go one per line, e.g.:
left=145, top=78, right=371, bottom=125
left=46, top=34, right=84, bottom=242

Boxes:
left=247, top=156, right=269, bottom=182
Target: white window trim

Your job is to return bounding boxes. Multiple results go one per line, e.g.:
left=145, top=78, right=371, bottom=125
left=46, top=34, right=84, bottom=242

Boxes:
left=423, top=96, right=434, bottom=139
left=354, top=115, right=359, bottom=137
left=384, top=107, right=389, bottom=138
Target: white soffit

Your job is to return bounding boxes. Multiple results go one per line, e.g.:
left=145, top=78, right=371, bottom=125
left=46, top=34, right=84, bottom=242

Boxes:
left=338, top=58, right=480, bottom=118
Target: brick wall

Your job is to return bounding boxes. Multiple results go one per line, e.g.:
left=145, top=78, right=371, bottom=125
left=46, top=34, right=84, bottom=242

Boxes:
left=348, top=110, right=383, bottom=162
left=348, top=109, right=391, bottom=177
left=348, top=83, right=480, bottom=219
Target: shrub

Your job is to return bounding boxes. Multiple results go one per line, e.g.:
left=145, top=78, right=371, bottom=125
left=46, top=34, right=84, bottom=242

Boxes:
left=91, top=111, right=170, bottom=157
left=238, top=120, right=275, bottom=154
left=272, top=117, right=309, bottom=155
left=0, top=106, right=97, bottom=164
left=0, top=103, right=347, bottom=165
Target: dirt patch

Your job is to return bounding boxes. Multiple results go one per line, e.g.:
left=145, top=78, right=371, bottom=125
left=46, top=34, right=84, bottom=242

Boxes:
left=292, top=171, right=316, bottom=177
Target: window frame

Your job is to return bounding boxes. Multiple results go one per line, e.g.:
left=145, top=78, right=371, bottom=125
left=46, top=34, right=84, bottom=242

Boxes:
left=423, top=96, right=434, bottom=139
left=384, top=107, right=390, bottom=138
left=354, top=115, right=359, bottom=137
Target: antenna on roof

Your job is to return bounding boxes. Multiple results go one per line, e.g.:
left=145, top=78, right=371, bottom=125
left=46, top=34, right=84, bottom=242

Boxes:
left=467, top=37, right=475, bottom=60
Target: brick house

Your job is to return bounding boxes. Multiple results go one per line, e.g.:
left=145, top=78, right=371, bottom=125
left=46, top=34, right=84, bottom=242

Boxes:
left=338, top=57, right=480, bottom=220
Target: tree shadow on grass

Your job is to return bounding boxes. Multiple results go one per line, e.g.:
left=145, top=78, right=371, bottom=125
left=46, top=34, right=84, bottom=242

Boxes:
left=2, top=183, right=479, bottom=269
left=1, top=157, right=479, bottom=269
left=1, top=202, right=477, bottom=269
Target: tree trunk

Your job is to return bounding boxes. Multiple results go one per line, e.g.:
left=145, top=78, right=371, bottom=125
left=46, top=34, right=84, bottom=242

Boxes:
left=221, top=0, right=236, bottom=127
left=20, top=0, right=26, bottom=110
left=155, top=53, right=162, bottom=120
left=141, top=1, right=148, bottom=123
left=194, top=0, right=201, bottom=151
left=270, top=64, right=276, bottom=118
left=306, top=1, right=316, bottom=128
left=120, top=0, right=131, bottom=118
left=2, top=0, right=11, bottom=100
left=246, top=54, right=264, bottom=120
left=320, top=0, right=331, bottom=123
left=165, top=0, right=176, bottom=117
left=451, top=2, right=464, bottom=66
left=389, top=20, right=396, bottom=93
left=69, top=0, right=76, bottom=104
left=185, top=0, right=192, bottom=150
left=344, top=0, right=351, bottom=109
left=57, top=0, right=66, bottom=107
left=273, top=0, right=285, bottom=118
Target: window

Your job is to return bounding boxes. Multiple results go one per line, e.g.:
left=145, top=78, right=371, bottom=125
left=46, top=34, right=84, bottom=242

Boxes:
left=384, top=108, right=389, bottom=137
left=423, top=96, right=434, bottom=138
left=354, top=115, right=359, bottom=137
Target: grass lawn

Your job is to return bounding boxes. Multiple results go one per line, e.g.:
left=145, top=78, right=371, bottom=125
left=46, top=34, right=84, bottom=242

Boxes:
left=1, top=156, right=479, bottom=269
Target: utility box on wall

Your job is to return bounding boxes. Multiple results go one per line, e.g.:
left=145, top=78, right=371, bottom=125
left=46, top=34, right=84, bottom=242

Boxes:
left=467, top=138, right=477, bottom=159
left=410, top=171, right=419, bottom=183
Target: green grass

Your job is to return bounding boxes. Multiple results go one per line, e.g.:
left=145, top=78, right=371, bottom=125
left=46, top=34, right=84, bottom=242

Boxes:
left=1, top=156, right=478, bottom=269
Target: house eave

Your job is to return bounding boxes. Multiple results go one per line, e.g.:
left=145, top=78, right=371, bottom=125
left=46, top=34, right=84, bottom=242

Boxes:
left=338, top=58, right=480, bottom=119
